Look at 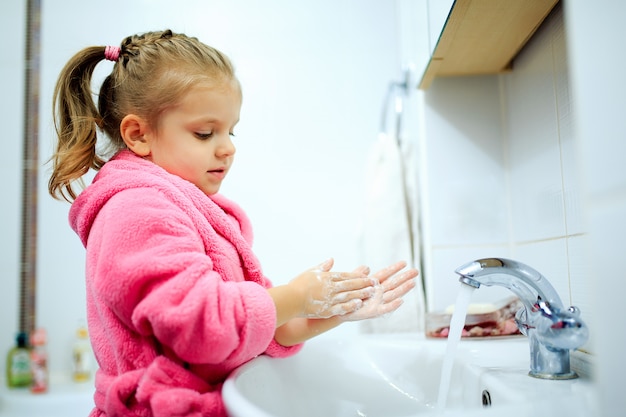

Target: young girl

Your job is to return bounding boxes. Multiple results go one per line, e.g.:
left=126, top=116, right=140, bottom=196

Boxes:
left=48, top=30, right=417, bottom=417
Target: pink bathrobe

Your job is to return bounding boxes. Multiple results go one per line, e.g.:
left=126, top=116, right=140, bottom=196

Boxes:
left=70, top=150, right=301, bottom=417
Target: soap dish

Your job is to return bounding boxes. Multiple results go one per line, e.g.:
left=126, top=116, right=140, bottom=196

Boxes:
left=425, top=296, right=523, bottom=338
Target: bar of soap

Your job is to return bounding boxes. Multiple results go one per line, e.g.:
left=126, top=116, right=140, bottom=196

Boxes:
left=426, top=296, right=523, bottom=338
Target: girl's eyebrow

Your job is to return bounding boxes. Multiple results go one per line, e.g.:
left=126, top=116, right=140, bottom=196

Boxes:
left=188, top=117, right=219, bottom=126
left=199, top=117, right=240, bottom=127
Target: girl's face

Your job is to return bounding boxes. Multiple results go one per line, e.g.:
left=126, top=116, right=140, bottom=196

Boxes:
left=146, top=80, right=241, bottom=195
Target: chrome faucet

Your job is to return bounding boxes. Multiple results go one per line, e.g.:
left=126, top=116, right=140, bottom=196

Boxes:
left=455, top=258, right=588, bottom=380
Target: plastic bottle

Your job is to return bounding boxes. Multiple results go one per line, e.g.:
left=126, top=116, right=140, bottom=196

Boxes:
left=72, top=325, right=92, bottom=382
left=5, top=332, right=32, bottom=388
left=29, top=328, right=48, bottom=393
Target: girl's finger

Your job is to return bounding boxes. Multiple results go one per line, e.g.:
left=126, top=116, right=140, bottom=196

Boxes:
left=382, top=268, right=419, bottom=291
left=332, top=276, right=377, bottom=292
left=372, top=261, right=407, bottom=282
left=382, top=278, right=416, bottom=303
left=352, top=265, right=370, bottom=275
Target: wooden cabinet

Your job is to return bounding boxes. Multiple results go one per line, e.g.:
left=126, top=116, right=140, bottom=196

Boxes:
left=418, top=0, right=559, bottom=89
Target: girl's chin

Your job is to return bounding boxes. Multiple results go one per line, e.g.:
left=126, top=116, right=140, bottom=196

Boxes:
left=200, top=184, right=221, bottom=196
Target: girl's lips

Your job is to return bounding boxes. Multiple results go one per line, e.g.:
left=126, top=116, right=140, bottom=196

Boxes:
left=207, top=168, right=227, bottom=180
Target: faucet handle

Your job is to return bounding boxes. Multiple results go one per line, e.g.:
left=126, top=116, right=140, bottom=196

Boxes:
left=514, top=308, right=530, bottom=336
left=567, top=305, right=582, bottom=316
left=535, top=305, right=589, bottom=351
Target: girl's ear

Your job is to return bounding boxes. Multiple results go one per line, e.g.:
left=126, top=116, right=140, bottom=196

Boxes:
left=120, top=114, right=152, bottom=157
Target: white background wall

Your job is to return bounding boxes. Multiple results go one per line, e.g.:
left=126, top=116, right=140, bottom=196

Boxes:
left=0, top=0, right=401, bottom=378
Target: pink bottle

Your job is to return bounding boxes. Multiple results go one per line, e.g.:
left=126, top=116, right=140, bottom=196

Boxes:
left=30, top=328, right=48, bottom=393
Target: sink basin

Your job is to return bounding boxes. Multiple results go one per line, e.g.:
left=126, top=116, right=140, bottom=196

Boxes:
left=223, top=334, right=596, bottom=417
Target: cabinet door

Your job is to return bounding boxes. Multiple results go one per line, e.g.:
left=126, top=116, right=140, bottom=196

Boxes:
left=427, top=0, right=455, bottom=54
left=396, top=0, right=454, bottom=83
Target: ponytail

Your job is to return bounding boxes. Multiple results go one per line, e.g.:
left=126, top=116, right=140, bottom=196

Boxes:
left=48, top=46, right=108, bottom=201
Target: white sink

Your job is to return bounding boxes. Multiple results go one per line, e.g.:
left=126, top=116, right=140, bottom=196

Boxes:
left=223, top=334, right=597, bottom=417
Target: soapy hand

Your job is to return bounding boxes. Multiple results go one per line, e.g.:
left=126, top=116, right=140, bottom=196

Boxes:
left=340, top=261, right=418, bottom=322
left=290, top=258, right=377, bottom=319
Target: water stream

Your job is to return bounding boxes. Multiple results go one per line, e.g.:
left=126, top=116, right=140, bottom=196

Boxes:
left=436, top=283, right=475, bottom=410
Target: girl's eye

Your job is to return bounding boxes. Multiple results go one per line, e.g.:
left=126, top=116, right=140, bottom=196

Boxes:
left=229, top=132, right=236, bottom=138
left=195, top=132, right=213, bottom=140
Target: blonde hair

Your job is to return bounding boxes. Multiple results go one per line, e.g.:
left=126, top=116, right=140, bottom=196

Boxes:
left=48, top=29, right=236, bottom=201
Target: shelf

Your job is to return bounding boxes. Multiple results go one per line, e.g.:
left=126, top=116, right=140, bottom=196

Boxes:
left=419, top=0, right=559, bottom=89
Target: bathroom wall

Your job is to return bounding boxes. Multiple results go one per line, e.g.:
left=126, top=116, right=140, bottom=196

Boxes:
left=416, top=7, right=626, bottom=414
left=0, top=0, right=400, bottom=378
left=419, top=4, right=594, bottom=347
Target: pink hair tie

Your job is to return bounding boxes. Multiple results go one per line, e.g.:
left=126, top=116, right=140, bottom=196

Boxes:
left=104, top=45, right=121, bottom=62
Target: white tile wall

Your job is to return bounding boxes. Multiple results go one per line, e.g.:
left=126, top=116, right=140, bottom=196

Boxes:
left=419, top=4, right=595, bottom=351
left=504, top=5, right=594, bottom=353
left=505, top=14, right=567, bottom=244
left=552, top=12, right=586, bottom=237
left=420, top=75, right=510, bottom=311
left=423, top=76, right=509, bottom=248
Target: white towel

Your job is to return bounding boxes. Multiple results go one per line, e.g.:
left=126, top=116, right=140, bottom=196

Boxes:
left=357, top=132, right=425, bottom=333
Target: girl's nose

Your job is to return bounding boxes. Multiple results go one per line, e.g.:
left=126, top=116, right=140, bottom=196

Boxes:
left=216, top=135, right=236, bottom=158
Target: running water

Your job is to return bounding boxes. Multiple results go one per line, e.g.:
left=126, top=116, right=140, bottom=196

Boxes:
left=436, top=283, right=475, bottom=411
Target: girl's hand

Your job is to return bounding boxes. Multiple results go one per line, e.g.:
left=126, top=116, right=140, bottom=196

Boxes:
left=340, top=261, right=418, bottom=322
left=289, top=258, right=377, bottom=318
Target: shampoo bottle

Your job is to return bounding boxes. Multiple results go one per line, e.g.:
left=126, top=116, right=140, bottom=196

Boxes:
left=29, top=328, right=48, bottom=393
left=72, top=324, right=92, bottom=382
left=5, top=332, right=32, bottom=388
